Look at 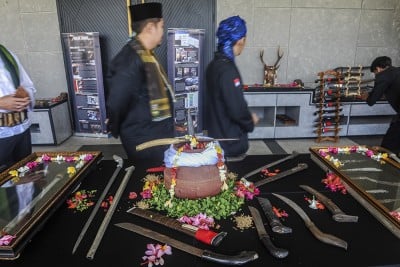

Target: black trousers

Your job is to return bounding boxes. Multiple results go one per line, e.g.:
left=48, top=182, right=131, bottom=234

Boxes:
left=381, top=116, right=400, bottom=156
left=0, top=130, right=32, bottom=171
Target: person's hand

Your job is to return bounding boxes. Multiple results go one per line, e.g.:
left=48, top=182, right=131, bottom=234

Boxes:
left=0, top=94, right=30, bottom=112
left=251, top=112, right=260, bottom=125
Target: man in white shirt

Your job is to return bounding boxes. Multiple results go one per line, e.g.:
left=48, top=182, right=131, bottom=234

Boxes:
left=0, top=45, right=36, bottom=171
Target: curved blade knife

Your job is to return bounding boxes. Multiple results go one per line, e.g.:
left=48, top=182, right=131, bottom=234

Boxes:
left=256, top=197, right=292, bottom=233
left=299, top=185, right=358, bottom=223
left=115, top=222, right=259, bottom=266
left=272, top=193, right=348, bottom=250
left=248, top=206, right=289, bottom=259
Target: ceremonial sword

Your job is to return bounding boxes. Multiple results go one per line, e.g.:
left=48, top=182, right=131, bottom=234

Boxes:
left=299, top=185, right=358, bottom=223
left=127, top=207, right=227, bottom=246
left=136, top=137, right=239, bottom=151
left=86, top=165, right=135, bottom=260
left=72, top=154, right=123, bottom=254
left=115, top=222, right=259, bottom=266
left=241, top=151, right=300, bottom=181
left=272, top=193, right=348, bottom=250
left=248, top=206, right=289, bottom=259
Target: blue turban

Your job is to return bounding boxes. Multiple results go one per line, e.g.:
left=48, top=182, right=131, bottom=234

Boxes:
left=216, top=15, right=247, bottom=60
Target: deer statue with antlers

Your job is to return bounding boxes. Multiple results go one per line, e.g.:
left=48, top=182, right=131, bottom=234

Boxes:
left=260, top=46, right=284, bottom=86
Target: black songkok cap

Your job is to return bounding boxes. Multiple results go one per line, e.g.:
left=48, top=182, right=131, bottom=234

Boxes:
left=130, top=2, right=162, bottom=22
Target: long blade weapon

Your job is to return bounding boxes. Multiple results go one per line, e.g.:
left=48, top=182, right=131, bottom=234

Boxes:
left=136, top=137, right=238, bottom=151
left=241, top=151, right=300, bottom=180
left=115, top=222, right=259, bottom=266
left=86, top=165, right=135, bottom=260
left=272, top=193, right=348, bottom=250
left=72, top=155, right=123, bottom=254
left=254, top=163, right=308, bottom=187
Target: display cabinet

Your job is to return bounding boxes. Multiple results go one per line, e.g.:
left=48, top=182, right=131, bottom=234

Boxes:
left=30, top=99, right=72, bottom=145
left=243, top=87, right=395, bottom=139
left=0, top=151, right=102, bottom=259
left=310, top=146, right=400, bottom=239
left=347, top=103, right=395, bottom=136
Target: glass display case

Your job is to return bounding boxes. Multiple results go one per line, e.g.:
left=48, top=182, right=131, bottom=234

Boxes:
left=0, top=151, right=102, bottom=259
left=310, top=146, right=400, bottom=239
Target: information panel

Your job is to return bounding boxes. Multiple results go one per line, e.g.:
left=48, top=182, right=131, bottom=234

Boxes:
left=167, top=28, right=205, bottom=136
left=61, top=32, right=108, bottom=137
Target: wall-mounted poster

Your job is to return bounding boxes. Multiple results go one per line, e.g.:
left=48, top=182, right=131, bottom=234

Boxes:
left=61, top=32, right=108, bottom=137
left=167, top=28, right=205, bottom=136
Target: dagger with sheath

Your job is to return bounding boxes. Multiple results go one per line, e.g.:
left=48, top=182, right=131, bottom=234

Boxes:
left=115, top=222, right=259, bottom=266
left=272, top=193, right=348, bottom=250
left=299, top=185, right=358, bottom=223
left=241, top=150, right=300, bottom=181
left=256, top=197, right=292, bottom=234
left=127, top=207, right=227, bottom=246
left=248, top=206, right=289, bottom=259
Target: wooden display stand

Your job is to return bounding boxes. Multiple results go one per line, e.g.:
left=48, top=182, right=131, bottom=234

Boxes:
left=314, top=70, right=342, bottom=142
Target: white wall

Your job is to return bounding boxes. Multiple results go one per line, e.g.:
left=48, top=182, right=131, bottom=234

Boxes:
left=217, top=0, right=400, bottom=87
left=0, top=0, right=67, bottom=99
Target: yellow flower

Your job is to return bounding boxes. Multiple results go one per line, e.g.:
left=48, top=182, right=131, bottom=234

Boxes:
left=143, top=181, right=150, bottom=190
left=67, top=166, right=76, bottom=175
left=8, top=170, right=18, bottom=177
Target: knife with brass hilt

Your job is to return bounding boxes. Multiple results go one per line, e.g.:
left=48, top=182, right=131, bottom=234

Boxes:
left=248, top=206, right=289, bottom=259
left=299, top=185, right=358, bottom=223
left=272, top=193, right=348, bottom=250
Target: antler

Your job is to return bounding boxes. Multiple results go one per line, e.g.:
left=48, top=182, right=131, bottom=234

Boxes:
left=259, top=49, right=267, bottom=66
left=274, top=46, right=284, bottom=69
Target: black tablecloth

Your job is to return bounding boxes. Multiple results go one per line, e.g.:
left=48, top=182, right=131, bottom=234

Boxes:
left=3, top=154, right=400, bottom=267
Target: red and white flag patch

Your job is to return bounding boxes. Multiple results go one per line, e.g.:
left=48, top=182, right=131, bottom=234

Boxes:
left=233, top=78, right=241, bottom=87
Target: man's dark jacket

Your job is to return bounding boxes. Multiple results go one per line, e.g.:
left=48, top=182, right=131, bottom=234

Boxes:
left=367, top=66, right=400, bottom=113
left=106, top=39, right=173, bottom=160
left=367, top=66, right=400, bottom=154
left=204, top=52, right=254, bottom=156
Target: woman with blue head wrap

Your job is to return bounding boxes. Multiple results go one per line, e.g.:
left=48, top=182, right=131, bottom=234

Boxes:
left=217, top=15, right=247, bottom=61
left=204, top=16, right=259, bottom=157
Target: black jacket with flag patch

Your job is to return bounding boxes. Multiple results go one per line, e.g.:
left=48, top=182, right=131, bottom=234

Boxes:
left=204, top=52, right=254, bottom=156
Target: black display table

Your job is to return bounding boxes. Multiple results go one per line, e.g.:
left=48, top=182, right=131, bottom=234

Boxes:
left=3, top=154, right=400, bottom=267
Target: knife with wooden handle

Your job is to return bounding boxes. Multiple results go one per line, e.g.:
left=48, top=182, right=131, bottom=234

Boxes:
left=299, top=185, right=358, bottom=223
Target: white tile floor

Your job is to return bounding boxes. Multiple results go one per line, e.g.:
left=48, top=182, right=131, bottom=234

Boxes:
left=32, top=135, right=122, bottom=153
